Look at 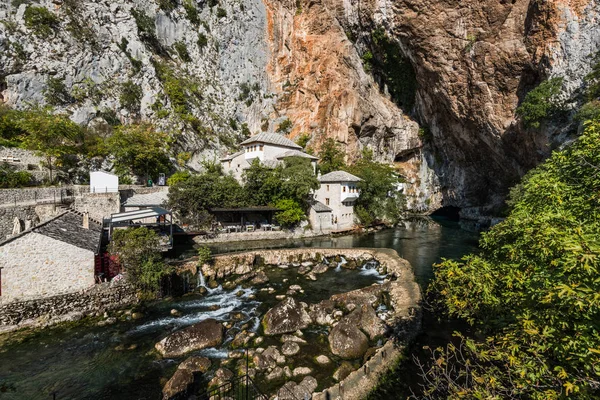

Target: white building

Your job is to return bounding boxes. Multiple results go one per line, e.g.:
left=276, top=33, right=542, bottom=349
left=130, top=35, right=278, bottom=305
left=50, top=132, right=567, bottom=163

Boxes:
left=90, top=170, right=119, bottom=193
left=221, top=133, right=317, bottom=180
left=311, top=171, right=362, bottom=232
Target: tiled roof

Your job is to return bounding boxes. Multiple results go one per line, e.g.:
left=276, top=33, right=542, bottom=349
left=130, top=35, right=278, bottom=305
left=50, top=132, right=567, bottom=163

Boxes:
left=122, top=191, right=168, bottom=207
left=33, top=212, right=102, bottom=253
left=342, top=195, right=360, bottom=204
left=276, top=150, right=319, bottom=160
left=240, top=132, right=302, bottom=149
left=220, top=150, right=244, bottom=161
left=318, top=170, right=362, bottom=183
left=312, top=201, right=332, bottom=213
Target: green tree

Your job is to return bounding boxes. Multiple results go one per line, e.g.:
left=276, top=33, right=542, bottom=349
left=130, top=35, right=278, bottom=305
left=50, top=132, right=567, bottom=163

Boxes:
left=18, top=107, right=83, bottom=183
left=108, top=227, right=170, bottom=294
left=0, top=105, right=26, bottom=147
left=23, top=6, right=59, bottom=38
left=318, top=138, right=345, bottom=174
left=296, top=133, right=311, bottom=149
left=279, top=157, right=320, bottom=209
left=119, top=80, right=142, bottom=113
left=197, top=246, right=212, bottom=267
left=167, top=166, right=246, bottom=227
left=44, top=77, right=73, bottom=106
left=0, top=163, right=33, bottom=188
left=276, top=118, right=292, bottom=134
left=274, top=198, right=305, bottom=228
left=242, top=159, right=283, bottom=206
left=516, top=77, right=564, bottom=128
left=427, top=120, right=600, bottom=399
left=167, top=170, right=191, bottom=186
left=346, top=149, right=404, bottom=226
left=106, top=123, right=171, bottom=182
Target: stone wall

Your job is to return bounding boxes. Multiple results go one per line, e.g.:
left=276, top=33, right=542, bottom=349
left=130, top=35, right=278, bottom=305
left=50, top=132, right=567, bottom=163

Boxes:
left=0, top=281, right=137, bottom=332
left=0, top=232, right=95, bottom=304
left=72, top=192, right=121, bottom=222
left=0, top=186, right=73, bottom=205
left=0, top=146, right=43, bottom=170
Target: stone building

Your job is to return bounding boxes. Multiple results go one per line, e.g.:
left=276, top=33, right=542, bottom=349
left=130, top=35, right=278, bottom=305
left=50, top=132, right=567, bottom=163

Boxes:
left=0, top=211, right=102, bottom=304
left=312, top=171, right=361, bottom=232
left=221, top=132, right=317, bottom=181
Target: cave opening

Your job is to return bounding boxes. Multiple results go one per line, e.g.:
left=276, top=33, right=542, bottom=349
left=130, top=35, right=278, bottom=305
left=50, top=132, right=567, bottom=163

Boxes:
left=430, top=206, right=461, bottom=221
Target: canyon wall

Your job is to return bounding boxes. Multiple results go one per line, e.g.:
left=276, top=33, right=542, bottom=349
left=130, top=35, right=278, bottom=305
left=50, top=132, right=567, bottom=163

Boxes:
left=1, top=0, right=599, bottom=212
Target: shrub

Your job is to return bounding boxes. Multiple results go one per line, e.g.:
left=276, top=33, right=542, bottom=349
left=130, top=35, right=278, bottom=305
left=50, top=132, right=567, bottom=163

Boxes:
left=216, top=7, right=227, bottom=18
left=0, top=163, right=33, bottom=188
left=208, top=0, right=218, bottom=7
left=428, top=121, right=600, bottom=398
left=167, top=170, right=191, bottom=186
left=173, top=41, right=191, bottom=62
left=23, top=6, right=59, bottom=38
left=183, top=0, right=199, bottom=24
left=119, top=80, right=143, bottom=113
left=108, top=227, right=171, bottom=294
left=44, top=77, right=73, bottom=106
left=274, top=199, right=305, bottom=228
left=516, top=77, right=564, bottom=128
left=229, top=118, right=238, bottom=130
left=197, top=33, right=208, bottom=49
left=98, top=108, right=121, bottom=126
left=157, top=0, right=177, bottom=13
left=362, top=51, right=373, bottom=72
left=276, top=118, right=292, bottom=134
left=197, top=246, right=212, bottom=267
left=296, top=133, right=311, bottom=149
left=241, top=123, right=251, bottom=138
left=131, top=9, right=167, bottom=56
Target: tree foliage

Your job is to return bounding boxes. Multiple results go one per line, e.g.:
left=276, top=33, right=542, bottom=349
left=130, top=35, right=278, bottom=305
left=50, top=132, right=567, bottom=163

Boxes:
left=108, top=227, right=170, bottom=294
left=318, top=138, right=345, bottom=175
left=346, top=149, right=405, bottom=226
left=106, top=123, right=171, bottom=181
left=119, top=80, right=142, bottom=113
left=428, top=120, right=600, bottom=399
left=274, top=199, right=305, bottom=227
left=516, top=77, right=564, bottom=128
left=0, top=163, right=33, bottom=188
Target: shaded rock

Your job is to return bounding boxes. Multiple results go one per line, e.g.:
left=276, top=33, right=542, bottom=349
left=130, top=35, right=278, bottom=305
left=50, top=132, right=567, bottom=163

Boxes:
left=298, top=265, right=311, bottom=274
left=155, top=319, right=224, bottom=358
left=231, top=330, right=252, bottom=348
left=312, top=264, right=328, bottom=274
left=266, top=366, right=284, bottom=381
left=275, top=295, right=286, bottom=300
left=281, top=334, right=307, bottom=344
left=301, top=261, right=314, bottom=267
left=309, top=300, right=335, bottom=326
left=262, top=297, right=311, bottom=335
left=179, top=356, right=211, bottom=373
left=162, top=368, right=194, bottom=400
left=333, top=361, right=355, bottom=381
left=131, top=312, right=144, bottom=320
left=251, top=271, right=269, bottom=285
left=281, top=341, right=300, bottom=356
left=208, top=279, right=219, bottom=289
left=170, top=309, right=181, bottom=316
left=253, top=346, right=285, bottom=370
left=208, top=368, right=234, bottom=388
left=315, top=355, right=330, bottom=364
left=343, top=260, right=358, bottom=270
left=306, top=273, right=317, bottom=281
left=278, top=376, right=318, bottom=400
left=329, top=322, right=369, bottom=359
left=343, top=304, right=388, bottom=340
left=330, top=284, right=387, bottom=307
left=292, top=367, right=312, bottom=376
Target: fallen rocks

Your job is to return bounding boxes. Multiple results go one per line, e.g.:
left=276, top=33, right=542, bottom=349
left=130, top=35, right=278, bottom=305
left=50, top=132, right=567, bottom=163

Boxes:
left=281, top=341, right=300, bottom=356
left=278, top=376, right=318, bottom=400
left=155, top=319, right=224, bottom=358
left=329, top=322, right=369, bottom=359
left=292, top=367, right=312, bottom=376
left=250, top=271, right=269, bottom=285
left=262, top=297, right=311, bottom=335
left=208, top=368, right=234, bottom=388
left=343, top=304, right=388, bottom=340
left=162, top=357, right=211, bottom=400
left=315, top=355, right=330, bottom=364
left=281, top=334, right=307, bottom=344
left=253, top=346, right=286, bottom=370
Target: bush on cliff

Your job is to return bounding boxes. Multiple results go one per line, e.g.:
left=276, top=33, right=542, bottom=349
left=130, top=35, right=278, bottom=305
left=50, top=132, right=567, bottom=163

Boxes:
left=516, top=77, right=564, bottom=129
left=24, top=6, right=59, bottom=38
left=425, top=119, right=600, bottom=398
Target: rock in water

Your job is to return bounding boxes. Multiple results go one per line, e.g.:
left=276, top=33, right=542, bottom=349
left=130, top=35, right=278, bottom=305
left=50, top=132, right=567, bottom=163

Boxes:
left=328, top=322, right=369, bottom=359
left=333, top=361, right=355, bottom=381
left=162, top=369, right=194, bottom=400
left=155, top=319, right=224, bottom=357
left=281, top=341, right=300, bottom=356
left=343, top=304, right=388, bottom=340
left=208, top=368, right=234, bottom=388
left=262, top=297, right=311, bottom=335
left=162, top=356, right=211, bottom=399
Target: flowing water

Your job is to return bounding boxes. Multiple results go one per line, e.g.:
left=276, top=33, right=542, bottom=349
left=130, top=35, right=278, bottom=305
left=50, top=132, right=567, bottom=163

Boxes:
left=0, top=217, right=479, bottom=400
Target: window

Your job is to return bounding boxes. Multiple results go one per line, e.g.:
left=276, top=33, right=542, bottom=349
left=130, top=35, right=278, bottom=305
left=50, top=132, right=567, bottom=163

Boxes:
left=0, top=267, right=2, bottom=296
left=228, top=161, right=231, bottom=168
left=343, top=186, right=346, bottom=192
left=259, top=144, right=264, bottom=151
left=326, top=185, right=329, bottom=191
left=325, top=198, right=330, bottom=206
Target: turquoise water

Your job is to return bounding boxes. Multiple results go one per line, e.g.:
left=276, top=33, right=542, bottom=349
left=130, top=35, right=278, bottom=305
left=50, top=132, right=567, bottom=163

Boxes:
left=0, top=217, right=479, bottom=399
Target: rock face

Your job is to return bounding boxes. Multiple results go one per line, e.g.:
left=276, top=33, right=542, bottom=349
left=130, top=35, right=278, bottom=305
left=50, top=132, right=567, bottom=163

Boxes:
left=262, top=297, right=312, bottom=335
left=328, top=322, right=369, bottom=359
left=155, top=319, right=224, bottom=358
left=162, top=356, right=211, bottom=400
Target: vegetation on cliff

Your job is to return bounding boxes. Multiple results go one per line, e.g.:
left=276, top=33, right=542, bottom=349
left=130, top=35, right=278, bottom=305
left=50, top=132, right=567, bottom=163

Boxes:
left=423, top=119, right=600, bottom=398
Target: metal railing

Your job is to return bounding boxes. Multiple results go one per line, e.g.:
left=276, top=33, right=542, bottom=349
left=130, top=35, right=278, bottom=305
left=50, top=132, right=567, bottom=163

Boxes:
left=197, top=374, right=268, bottom=400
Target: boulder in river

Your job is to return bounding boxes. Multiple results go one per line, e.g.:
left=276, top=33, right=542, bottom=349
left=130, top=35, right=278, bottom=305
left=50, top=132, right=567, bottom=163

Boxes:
left=208, top=367, right=234, bottom=388
left=155, top=319, right=224, bottom=358
left=162, top=357, right=211, bottom=400
left=343, top=304, right=388, bottom=340
left=278, top=376, right=317, bottom=400
left=281, top=341, right=300, bottom=356
left=328, top=322, right=369, bottom=359
left=251, top=270, right=269, bottom=284
left=262, top=297, right=311, bottom=335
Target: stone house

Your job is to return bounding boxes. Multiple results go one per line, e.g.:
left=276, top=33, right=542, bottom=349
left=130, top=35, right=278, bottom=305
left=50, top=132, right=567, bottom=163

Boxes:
left=0, top=211, right=102, bottom=304
left=221, top=132, right=317, bottom=181
left=311, top=171, right=362, bottom=232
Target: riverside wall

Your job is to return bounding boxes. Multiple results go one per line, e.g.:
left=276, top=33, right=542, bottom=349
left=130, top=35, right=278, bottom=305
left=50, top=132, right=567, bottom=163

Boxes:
left=0, top=281, right=137, bottom=333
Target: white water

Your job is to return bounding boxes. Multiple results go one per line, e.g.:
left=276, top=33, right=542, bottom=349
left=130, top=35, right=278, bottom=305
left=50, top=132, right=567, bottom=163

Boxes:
left=197, top=270, right=206, bottom=288
left=334, top=256, right=347, bottom=272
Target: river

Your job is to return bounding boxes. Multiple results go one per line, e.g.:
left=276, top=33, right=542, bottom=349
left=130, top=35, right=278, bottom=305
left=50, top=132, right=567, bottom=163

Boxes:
left=0, top=217, right=479, bottom=400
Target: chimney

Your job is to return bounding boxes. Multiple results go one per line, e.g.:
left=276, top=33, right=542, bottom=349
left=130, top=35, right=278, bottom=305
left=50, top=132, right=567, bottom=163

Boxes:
left=83, top=212, right=89, bottom=230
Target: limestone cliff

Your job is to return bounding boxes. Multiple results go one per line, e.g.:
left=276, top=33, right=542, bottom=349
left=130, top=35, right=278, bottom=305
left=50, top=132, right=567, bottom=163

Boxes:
left=1, top=0, right=599, bottom=213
